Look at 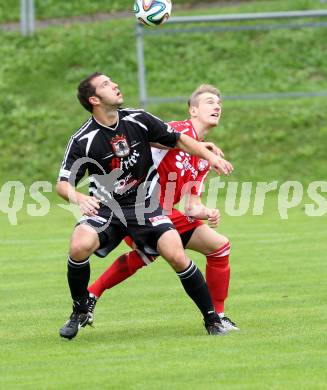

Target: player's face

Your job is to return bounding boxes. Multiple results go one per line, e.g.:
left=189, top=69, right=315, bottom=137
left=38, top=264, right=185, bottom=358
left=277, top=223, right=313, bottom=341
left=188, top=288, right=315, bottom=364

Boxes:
left=195, top=92, right=222, bottom=129
left=91, top=75, right=124, bottom=108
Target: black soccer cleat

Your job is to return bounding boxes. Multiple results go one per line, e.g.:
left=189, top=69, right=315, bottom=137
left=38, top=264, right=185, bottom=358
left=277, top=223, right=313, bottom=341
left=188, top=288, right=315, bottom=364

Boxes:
left=220, top=316, right=240, bottom=331
left=87, top=295, right=98, bottom=326
left=59, top=310, right=89, bottom=340
left=205, top=321, right=229, bottom=336
left=204, top=313, right=229, bottom=336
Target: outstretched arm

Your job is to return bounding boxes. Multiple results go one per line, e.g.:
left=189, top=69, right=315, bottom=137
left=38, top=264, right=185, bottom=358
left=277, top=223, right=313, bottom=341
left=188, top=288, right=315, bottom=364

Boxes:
left=176, top=134, right=233, bottom=175
left=151, top=141, right=224, bottom=156
left=201, top=142, right=224, bottom=157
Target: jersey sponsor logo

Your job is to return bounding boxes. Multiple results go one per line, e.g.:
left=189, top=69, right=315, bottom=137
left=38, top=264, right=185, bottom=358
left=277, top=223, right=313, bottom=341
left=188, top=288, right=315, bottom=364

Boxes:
left=106, top=142, right=141, bottom=167
left=114, top=174, right=146, bottom=195
left=175, top=151, right=198, bottom=179
left=198, top=159, right=209, bottom=172
left=111, top=135, right=130, bottom=157
left=122, top=150, right=140, bottom=170
left=109, top=157, right=121, bottom=170
left=149, top=215, right=172, bottom=226
left=114, top=173, right=133, bottom=193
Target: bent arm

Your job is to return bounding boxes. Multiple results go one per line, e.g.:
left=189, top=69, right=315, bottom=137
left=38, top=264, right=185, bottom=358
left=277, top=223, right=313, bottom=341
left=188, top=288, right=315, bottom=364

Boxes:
left=150, top=142, right=171, bottom=150
left=176, top=134, right=233, bottom=176
left=56, top=181, right=99, bottom=216
left=56, top=180, right=81, bottom=203
left=184, top=194, right=207, bottom=219
left=184, top=194, right=221, bottom=228
left=176, top=134, right=213, bottom=159
left=150, top=141, right=223, bottom=154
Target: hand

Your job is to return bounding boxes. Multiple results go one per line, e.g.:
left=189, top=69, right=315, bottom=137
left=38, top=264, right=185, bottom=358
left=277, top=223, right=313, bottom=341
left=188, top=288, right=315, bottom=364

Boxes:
left=206, top=208, right=220, bottom=228
left=78, top=194, right=100, bottom=216
left=209, top=156, right=234, bottom=176
left=202, top=142, right=224, bottom=157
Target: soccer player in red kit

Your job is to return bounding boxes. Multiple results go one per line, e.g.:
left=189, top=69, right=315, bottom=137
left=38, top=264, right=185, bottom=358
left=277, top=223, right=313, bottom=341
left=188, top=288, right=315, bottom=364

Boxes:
left=88, top=84, right=239, bottom=331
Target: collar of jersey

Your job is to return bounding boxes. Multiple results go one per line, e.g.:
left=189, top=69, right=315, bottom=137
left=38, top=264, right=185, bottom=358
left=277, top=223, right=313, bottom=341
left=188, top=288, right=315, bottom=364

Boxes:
left=186, top=119, right=199, bottom=141
left=92, top=115, right=119, bottom=131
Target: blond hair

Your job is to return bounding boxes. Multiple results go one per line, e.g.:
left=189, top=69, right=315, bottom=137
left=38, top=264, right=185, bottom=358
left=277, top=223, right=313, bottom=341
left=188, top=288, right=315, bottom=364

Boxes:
left=188, top=84, right=221, bottom=108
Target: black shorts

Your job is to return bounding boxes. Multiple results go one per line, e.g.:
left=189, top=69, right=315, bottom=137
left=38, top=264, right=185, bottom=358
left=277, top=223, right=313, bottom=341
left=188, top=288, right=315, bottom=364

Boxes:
left=77, top=203, right=176, bottom=258
left=180, top=228, right=197, bottom=248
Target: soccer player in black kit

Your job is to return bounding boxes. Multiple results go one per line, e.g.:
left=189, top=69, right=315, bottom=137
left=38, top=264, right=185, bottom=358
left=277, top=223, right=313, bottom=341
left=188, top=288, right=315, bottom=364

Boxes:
left=57, top=72, right=233, bottom=339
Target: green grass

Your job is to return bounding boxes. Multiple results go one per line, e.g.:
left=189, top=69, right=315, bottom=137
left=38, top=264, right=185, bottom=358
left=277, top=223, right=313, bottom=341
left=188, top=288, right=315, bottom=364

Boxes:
left=0, top=0, right=326, bottom=184
left=0, top=0, right=132, bottom=23
left=0, top=0, right=325, bottom=23
left=1, top=195, right=326, bottom=389
left=0, top=0, right=226, bottom=23
left=1, top=1, right=326, bottom=388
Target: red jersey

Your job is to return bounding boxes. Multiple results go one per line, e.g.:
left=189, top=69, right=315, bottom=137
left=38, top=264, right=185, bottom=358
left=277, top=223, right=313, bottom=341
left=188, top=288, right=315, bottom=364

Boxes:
left=151, top=119, right=210, bottom=211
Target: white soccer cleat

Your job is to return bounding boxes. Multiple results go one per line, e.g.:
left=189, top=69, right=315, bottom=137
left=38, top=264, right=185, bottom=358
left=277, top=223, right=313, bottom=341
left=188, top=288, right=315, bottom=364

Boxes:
left=220, top=316, right=240, bottom=331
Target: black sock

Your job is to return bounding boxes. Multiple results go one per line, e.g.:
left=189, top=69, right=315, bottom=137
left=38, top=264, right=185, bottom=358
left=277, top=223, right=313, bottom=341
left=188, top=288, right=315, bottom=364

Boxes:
left=67, top=256, right=90, bottom=312
left=177, top=261, right=216, bottom=322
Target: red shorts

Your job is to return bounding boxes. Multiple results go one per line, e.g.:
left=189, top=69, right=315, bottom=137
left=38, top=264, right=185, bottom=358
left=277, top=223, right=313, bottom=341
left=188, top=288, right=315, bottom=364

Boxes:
left=169, top=208, right=203, bottom=234
left=124, top=208, right=203, bottom=247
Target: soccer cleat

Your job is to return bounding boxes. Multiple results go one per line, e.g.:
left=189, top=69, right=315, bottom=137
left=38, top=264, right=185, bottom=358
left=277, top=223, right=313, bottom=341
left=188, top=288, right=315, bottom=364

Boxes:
left=204, top=313, right=228, bottom=336
left=59, top=310, right=89, bottom=340
left=220, top=316, right=240, bottom=331
left=87, top=295, right=97, bottom=325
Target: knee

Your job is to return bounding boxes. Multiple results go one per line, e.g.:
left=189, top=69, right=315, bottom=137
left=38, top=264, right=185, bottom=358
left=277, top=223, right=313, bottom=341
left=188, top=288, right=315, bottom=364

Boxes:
left=206, top=239, right=231, bottom=265
left=157, top=230, right=189, bottom=271
left=206, top=235, right=230, bottom=255
left=218, top=235, right=229, bottom=249
left=165, top=248, right=189, bottom=271
left=70, top=237, right=97, bottom=260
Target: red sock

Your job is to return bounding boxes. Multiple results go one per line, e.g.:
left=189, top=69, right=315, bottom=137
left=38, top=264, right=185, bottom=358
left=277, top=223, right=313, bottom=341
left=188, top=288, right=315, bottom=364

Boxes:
left=88, top=250, right=151, bottom=298
left=205, top=242, right=231, bottom=314
left=124, top=236, right=134, bottom=248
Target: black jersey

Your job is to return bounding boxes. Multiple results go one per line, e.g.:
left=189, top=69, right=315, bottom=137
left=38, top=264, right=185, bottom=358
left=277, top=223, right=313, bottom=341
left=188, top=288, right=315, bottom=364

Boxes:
left=58, top=108, right=180, bottom=206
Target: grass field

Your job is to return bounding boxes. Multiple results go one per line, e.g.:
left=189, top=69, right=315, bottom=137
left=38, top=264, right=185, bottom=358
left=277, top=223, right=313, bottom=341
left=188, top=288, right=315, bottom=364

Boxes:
left=0, top=0, right=215, bottom=23
left=0, top=0, right=317, bottom=23
left=1, top=0, right=326, bottom=388
left=1, top=195, right=326, bottom=389
left=1, top=0, right=327, bottom=184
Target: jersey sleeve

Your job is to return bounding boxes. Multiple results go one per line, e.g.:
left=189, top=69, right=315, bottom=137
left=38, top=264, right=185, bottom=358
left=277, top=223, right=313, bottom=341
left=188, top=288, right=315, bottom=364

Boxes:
left=58, top=138, right=87, bottom=185
left=143, top=111, right=181, bottom=148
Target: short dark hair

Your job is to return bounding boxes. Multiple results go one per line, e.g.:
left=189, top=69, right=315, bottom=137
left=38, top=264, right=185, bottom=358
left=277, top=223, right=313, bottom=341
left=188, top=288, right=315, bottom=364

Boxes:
left=77, top=72, right=103, bottom=113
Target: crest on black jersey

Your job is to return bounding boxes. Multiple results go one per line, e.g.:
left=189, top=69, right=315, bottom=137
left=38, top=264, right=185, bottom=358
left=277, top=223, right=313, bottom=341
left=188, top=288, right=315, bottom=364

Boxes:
left=110, top=135, right=130, bottom=157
